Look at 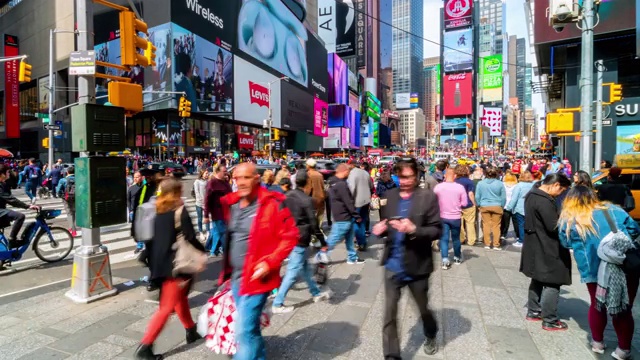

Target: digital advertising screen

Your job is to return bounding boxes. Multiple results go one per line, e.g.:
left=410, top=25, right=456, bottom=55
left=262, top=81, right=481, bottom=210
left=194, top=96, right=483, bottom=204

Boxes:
left=443, top=28, right=473, bottom=73
left=443, top=72, right=473, bottom=116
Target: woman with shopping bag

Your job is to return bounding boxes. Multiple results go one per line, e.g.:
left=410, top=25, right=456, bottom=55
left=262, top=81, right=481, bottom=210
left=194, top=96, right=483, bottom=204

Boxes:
left=135, top=177, right=207, bottom=360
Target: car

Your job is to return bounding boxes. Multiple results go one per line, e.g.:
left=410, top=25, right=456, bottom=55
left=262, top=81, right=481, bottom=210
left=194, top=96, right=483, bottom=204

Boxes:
left=314, top=160, right=337, bottom=180
left=379, top=156, right=401, bottom=167
left=592, top=154, right=640, bottom=221
left=146, top=162, right=187, bottom=178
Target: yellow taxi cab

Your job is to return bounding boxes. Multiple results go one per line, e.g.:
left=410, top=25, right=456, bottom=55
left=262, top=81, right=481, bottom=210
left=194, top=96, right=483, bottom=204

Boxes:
left=592, top=154, right=640, bottom=220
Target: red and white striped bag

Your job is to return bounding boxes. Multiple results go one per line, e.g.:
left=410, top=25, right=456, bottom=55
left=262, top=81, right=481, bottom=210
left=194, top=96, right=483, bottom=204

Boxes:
left=199, top=281, right=271, bottom=355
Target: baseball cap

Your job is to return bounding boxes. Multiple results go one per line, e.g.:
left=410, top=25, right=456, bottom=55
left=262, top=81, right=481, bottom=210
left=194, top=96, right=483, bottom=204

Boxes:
left=306, top=158, right=317, bottom=167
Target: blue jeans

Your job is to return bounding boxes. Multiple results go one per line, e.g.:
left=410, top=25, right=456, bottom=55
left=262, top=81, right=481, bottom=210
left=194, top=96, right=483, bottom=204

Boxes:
left=231, top=280, right=269, bottom=360
left=326, top=220, right=357, bottom=262
left=514, top=213, right=525, bottom=243
left=24, top=182, right=36, bottom=200
left=195, top=206, right=210, bottom=233
left=440, top=218, right=462, bottom=261
left=273, top=246, right=321, bottom=307
left=353, top=205, right=370, bottom=247
left=205, top=220, right=226, bottom=255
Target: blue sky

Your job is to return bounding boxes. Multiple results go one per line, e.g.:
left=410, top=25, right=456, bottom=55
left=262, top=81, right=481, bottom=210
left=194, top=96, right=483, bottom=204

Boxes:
left=423, top=0, right=545, bottom=116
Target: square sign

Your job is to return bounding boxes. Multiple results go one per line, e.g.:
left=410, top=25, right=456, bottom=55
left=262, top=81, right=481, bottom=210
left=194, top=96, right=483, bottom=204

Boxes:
left=69, top=50, right=96, bottom=75
left=482, top=55, right=503, bottom=89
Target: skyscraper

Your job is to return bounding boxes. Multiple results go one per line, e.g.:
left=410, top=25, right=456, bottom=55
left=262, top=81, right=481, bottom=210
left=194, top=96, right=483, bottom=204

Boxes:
left=423, top=57, right=440, bottom=137
left=524, top=64, right=532, bottom=107
left=478, top=0, right=505, bottom=55
left=392, top=0, right=424, bottom=109
left=516, top=38, right=526, bottom=111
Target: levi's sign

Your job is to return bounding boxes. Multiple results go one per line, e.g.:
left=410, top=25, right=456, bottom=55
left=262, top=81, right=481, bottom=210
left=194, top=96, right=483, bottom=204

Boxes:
left=249, top=81, right=269, bottom=108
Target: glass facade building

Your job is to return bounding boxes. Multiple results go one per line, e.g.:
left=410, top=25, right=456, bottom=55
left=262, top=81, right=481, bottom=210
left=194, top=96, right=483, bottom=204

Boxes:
left=392, top=0, right=424, bottom=109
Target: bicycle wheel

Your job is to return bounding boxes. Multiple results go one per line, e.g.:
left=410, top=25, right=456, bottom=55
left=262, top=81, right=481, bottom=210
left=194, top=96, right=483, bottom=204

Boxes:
left=33, top=226, right=74, bottom=263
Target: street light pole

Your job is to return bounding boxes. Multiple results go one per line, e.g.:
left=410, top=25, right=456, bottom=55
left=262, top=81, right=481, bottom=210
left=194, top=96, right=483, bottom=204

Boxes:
left=579, top=0, right=595, bottom=172
left=594, top=60, right=604, bottom=171
left=267, top=81, right=272, bottom=160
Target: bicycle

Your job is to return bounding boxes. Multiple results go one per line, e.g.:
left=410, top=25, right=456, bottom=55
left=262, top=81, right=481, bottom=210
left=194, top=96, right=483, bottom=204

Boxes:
left=0, top=209, right=74, bottom=269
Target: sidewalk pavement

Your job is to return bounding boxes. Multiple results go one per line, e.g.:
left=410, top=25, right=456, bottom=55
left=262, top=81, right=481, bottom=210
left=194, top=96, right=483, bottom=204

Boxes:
left=1, top=237, right=639, bottom=360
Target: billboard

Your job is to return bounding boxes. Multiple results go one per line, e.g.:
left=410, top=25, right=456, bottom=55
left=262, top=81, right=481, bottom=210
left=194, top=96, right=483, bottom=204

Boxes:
left=171, top=0, right=235, bottom=51
left=328, top=104, right=347, bottom=127
left=355, top=0, right=366, bottom=67
left=396, top=93, right=411, bottom=109
left=443, top=28, right=473, bottom=73
left=441, top=118, right=467, bottom=130
left=3, top=34, right=19, bottom=138
left=172, top=23, right=234, bottom=113
left=410, top=93, right=419, bottom=108
left=443, top=72, right=472, bottom=116
left=441, top=134, right=466, bottom=146
left=341, top=127, right=350, bottom=147
left=335, top=0, right=356, bottom=57
left=237, top=133, right=254, bottom=150
left=346, top=106, right=361, bottom=148
left=444, top=0, right=473, bottom=29
left=281, top=80, right=314, bottom=132
left=237, top=0, right=308, bottom=87
left=38, top=76, right=49, bottom=114
left=436, top=64, right=441, bottom=94
left=482, top=55, right=502, bottom=89
left=314, top=98, right=329, bottom=137
left=324, top=127, right=340, bottom=148
left=329, top=54, right=348, bottom=105
left=481, top=107, right=503, bottom=136
left=317, top=0, right=336, bottom=52
left=307, top=31, right=329, bottom=102
left=534, top=0, right=636, bottom=45
left=482, top=87, right=503, bottom=102
left=233, top=56, right=282, bottom=127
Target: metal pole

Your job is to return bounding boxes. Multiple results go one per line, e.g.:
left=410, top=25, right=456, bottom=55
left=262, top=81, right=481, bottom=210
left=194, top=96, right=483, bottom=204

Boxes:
left=268, top=82, right=272, bottom=160
left=48, top=29, right=54, bottom=170
left=579, top=0, right=595, bottom=172
left=594, top=59, right=604, bottom=171
left=67, top=0, right=117, bottom=303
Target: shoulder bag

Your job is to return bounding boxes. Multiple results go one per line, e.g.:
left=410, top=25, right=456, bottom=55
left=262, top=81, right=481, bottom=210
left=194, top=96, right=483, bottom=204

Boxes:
left=602, top=209, right=640, bottom=274
left=172, top=206, right=208, bottom=276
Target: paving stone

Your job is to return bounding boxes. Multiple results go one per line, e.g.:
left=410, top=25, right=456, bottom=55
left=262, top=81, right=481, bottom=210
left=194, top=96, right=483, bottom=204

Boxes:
left=485, top=325, right=542, bottom=360
left=0, top=332, right=57, bottom=359
left=16, top=346, right=70, bottom=360
left=65, top=342, right=124, bottom=360
left=0, top=315, right=22, bottom=328
left=485, top=250, right=522, bottom=269
left=37, top=327, right=71, bottom=339
left=120, top=301, right=159, bottom=317
left=442, top=277, right=476, bottom=304
left=48, top=312, right=142, bottom=354
left=474, top=287, right=526, bottom=329
left=525, top=320, right=595, bottom=360
left=466, top=256, right=504, bottom=289
left=103, top=334, right=139, bottom=348
left=495, top=268, right=531, bottom=289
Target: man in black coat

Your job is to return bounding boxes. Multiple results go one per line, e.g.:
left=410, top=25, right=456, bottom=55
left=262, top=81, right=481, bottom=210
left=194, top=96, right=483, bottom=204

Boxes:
left=520, top=174, right=571, bottom=331
left=372, top=158, right=442, bottom=358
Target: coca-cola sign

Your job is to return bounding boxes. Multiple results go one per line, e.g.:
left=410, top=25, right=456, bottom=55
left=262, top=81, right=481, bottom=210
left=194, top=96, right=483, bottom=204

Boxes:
left=444, top=0, right=473, bottom=29
left=447, top=73, right=467, bottom=81
left=249, top=81, right=269, bottom=108
left=237, top=134, right=254, bottom=149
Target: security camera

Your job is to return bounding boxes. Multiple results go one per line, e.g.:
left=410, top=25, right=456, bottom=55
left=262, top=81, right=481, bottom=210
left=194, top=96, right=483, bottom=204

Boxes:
left=553, top=23, right=566, bottom=32
left=554, top=4, right=572, bottom=21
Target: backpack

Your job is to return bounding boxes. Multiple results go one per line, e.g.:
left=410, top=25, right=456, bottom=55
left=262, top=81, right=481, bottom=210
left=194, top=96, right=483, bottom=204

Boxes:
left=27, top=165, right=40, bottom=180
left=64, top=177, right=76, bottom=202
left=134, top=196, right=157, bottom=242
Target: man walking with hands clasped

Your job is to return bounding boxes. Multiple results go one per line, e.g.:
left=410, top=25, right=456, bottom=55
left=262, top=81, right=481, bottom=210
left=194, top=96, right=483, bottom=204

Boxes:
left=373, top=158, right=442, bottom=358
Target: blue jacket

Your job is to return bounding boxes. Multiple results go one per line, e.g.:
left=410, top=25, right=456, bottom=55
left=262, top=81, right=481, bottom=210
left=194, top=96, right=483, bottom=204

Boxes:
left=559, top=204, right=640, bottom=283
left=56, top=175, right=74, bottom=198
left=475, top=178, right=506, bottom=208
left=505, top=182, right=535, bottom=215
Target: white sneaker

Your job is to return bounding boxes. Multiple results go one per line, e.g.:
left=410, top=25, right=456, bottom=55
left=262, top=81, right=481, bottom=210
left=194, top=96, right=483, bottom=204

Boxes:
left=512, top=242, right=523, bottom=248
left=271, top=305, right=294, bottom=314
left=612, top=348, right=631, bottom=360
left=313, top=290, right=332, bottom=303
left=484, top=246, right=491, bottom=250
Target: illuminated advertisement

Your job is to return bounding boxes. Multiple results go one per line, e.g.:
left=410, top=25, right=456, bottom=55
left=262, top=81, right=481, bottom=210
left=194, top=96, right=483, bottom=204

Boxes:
left=436, top=64, right=441, bottom=94
left=443, top=72, right=473, bottom=116
left=482, top=55, right=502, bottom=89
left=481, top=107, right=503, bottom=136
left=317, top=0, right=336, bottom=52
left=396, top=93, right=411, bottom=109
left=441, top=118, right=467, bottom=130
left=237, top=0, right=308, bottom=87
left=281, top=80, right=314, bottom=132
left=534, top=0, right=636, bottom=45
left=349, top=92, right=359, bottom=110
left=616, top=124, right=640, bottom=154
left=324, top=127, right=341, bottom=148
left=307, top=30, right=329, bottom=102
left=341, top=127, right=350, bottom=147
left=3, top=34, right=18, bottom=138
left=328, top=104, right=347, bottom=127
left=171, top=0, right=236, bottom=50
left=233, top=56, right=282, bottom=127
left=444, top=0, right=473, bottom=30
left=172, top=23, right=234, bottom=113
left=335, top=0, right=356, bottom=56
left=440, top=134, right=466, bottom=146
left=410, top=93, right=419, bottom=109
left=443, top=28, right=473, bottom=73
left=313, top=98, right=329, bottom=137
left=346, top=106, right=361, bottom=148
left=329, top=54, right=348, bottom=105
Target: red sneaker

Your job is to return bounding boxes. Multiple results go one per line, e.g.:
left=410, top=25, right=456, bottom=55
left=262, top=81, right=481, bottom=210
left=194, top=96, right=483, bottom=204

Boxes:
left=69, top=229, right=77, bottom=237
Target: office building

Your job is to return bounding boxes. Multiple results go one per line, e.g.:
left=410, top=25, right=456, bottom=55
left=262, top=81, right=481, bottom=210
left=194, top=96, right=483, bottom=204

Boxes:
left=524, top=64, right=533, bottom=108
left=515, top=38, right=526, bottom=111
left=423, top=57, right=439, bottom=137
left=392, top=0, right=424, bottom=108
left=478, top=0, right=505, bottom=55
left=398, top=108, right=425, bottom=148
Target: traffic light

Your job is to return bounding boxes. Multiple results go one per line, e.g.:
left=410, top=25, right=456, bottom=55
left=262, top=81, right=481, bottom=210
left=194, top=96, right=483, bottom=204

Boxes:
left=42, top=138, right=49, bottom=149
left=144, top=41, right=156, bottom=67
left=178, top=96, right=191, bottom=118
left=19, top=60, right=32, bottom=82
left=119, top=10, right=149, bottom=67
left=272, top=128, right=280, bottom=141
left=610, top=83, right=623, bottom=103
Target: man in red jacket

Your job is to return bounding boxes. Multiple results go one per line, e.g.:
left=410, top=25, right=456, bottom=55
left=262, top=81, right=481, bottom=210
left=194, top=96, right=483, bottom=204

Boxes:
left=219, top=162, right=298, bottom=360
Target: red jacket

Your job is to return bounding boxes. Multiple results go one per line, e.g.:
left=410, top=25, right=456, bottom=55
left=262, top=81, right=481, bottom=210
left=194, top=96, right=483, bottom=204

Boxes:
left=218, top=187, right=299, bottom=296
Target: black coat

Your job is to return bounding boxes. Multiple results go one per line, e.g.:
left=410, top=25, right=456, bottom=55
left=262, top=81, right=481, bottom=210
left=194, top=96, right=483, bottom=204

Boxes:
left=519, top=187, right=571, bottom=285
left=379, top=188, right=442, bottom=278
left=284, top=189, right=317, bottom=248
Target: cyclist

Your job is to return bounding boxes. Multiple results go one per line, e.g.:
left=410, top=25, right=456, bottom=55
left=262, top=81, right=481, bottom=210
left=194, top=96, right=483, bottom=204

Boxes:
left=0, top=164, right=39, bottom=248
